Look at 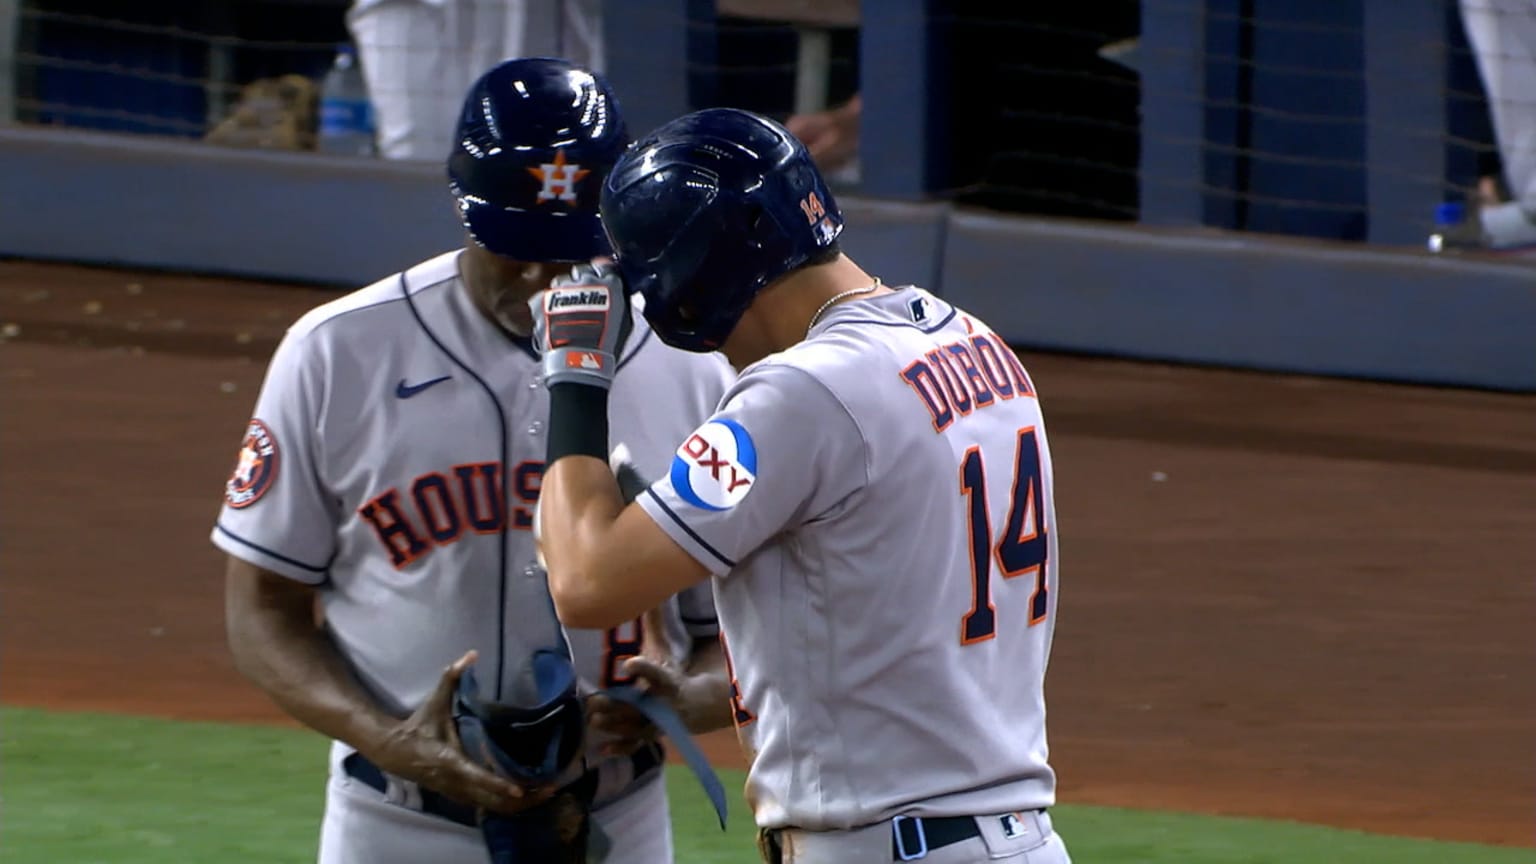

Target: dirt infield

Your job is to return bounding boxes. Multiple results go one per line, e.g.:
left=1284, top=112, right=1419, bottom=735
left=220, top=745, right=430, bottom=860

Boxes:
left=3, top=259, right=1532, bottom=847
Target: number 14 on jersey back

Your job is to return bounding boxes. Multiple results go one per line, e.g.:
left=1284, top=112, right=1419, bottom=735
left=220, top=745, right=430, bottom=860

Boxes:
left=959, top=426, right=1051, bottom=644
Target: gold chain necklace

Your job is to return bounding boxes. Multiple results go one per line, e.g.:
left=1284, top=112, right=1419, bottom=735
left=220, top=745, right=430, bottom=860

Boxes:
left=806, top=277, right=882, bottom=337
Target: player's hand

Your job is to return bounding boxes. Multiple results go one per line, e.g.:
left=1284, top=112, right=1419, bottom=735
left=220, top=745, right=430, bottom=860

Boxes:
left=363, top=650, right=552, bottom=815
left=584, top=689, right=659, bottom=758
left=627, top=655, right=734, bottom=734
left=588, top=656, right=732, bottom=753
left=528, top=260, right=633, bottom=390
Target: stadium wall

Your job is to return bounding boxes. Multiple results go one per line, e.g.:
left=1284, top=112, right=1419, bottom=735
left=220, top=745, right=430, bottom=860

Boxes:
left=1, top=124, right=1531, bottom=392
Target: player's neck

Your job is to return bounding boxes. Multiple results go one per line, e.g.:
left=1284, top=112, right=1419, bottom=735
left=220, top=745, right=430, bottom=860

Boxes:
left=778, top=256, right=883, bottom=342
left=727, top=256, right=884, bottom=366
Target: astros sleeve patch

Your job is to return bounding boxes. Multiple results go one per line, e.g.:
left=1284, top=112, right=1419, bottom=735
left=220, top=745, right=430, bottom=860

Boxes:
left=224, top=418, right=279, bottom=509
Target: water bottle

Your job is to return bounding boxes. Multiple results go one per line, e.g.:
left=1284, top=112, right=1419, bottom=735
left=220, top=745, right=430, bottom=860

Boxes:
left=1426, top=202, right=1465, bottom=254
left=318, top=44, right=376, bottom=156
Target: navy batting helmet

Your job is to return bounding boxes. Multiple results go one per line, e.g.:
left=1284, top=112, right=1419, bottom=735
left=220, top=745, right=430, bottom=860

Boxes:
left=599, top=108, right=844, bottom=352
left=448, top=58, right=629, bottom=263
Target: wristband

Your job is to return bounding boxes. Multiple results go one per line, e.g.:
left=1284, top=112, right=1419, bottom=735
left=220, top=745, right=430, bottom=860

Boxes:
left=546, top=382, right=610, bottom=465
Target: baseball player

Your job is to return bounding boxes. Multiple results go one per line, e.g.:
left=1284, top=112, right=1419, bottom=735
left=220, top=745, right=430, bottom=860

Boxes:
left=1453, top=0, right=1536, bottom=250
left=347, top=0, right=604, bottom=160
left=215, top=60, right=734, bottom=864
left=529, top=108, right=1072, bottom=864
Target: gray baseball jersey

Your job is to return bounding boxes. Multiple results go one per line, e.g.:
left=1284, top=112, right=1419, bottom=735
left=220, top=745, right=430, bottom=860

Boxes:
left=637, top=286, right=1060, bottom=830
left=212, top=250, right=731, bottom=777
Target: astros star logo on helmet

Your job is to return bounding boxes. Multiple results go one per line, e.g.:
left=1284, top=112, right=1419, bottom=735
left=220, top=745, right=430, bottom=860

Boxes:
left=527, top=149, right=589, bottom=204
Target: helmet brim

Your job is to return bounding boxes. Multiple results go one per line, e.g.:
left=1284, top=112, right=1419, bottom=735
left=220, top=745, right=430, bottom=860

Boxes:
left=461, top=203, right=611, bottom=263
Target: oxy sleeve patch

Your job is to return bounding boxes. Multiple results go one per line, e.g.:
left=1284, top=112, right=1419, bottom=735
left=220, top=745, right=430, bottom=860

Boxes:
left=669, top=418, right=757, bottom=511
left=225, top=419, right=279, bottom=509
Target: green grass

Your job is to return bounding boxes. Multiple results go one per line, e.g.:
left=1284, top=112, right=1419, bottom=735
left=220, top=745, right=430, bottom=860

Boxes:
left=2, top=706, right=1530, bottom=863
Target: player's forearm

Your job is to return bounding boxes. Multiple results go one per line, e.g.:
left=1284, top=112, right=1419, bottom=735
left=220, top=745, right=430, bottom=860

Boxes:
left=234, top=619, right=395, bottom=751
left=540, top=453, right=637, bottom=626
left=541, top=378, right=650, bottom=627
left=541, top=379, right=709, bottom=625
left=225, top=566, right=396, bottom=754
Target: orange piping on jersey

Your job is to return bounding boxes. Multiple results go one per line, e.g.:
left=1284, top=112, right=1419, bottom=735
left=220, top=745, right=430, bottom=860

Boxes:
left=959, top=444, right=998, bottom=646
left=970, top=334, right=1016, bottom=400
left=899, top=358, right=955, bottom=433
left=410, top=471, right=466, bottom=546
left=357, top=489, right=430, bottom=569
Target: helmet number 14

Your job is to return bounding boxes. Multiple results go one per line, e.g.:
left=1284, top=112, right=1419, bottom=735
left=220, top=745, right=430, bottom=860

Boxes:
left=799, top=191, right=828, bottom=224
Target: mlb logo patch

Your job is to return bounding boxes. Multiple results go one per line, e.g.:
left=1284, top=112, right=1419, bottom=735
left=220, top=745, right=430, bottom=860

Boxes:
left=564, top=351, right=605, bottom=371
left=999, top=813, right=1029, bottom=840
left=909, top=297, right=929, bottom=322
left=670, top=418, right=757, bottom=511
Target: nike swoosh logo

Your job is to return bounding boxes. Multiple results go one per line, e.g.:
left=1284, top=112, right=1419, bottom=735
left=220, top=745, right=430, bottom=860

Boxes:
left=395, top=375, right=452, bottom=399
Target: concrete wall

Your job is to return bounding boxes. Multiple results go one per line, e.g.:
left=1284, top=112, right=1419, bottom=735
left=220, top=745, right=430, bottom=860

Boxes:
left=2, top=125, right=1531, bottom=391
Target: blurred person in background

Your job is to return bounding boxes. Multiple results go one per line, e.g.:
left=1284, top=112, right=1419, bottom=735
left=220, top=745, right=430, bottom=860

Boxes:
left=786, top=93, right=861, bottom=176
left=346, top=0, right=603, bottom=160
left=775, top=3, right=1139, bottom=220
left=709, top=0, right=863, bottom=178
left=1453, top=0, right=1536, bottom=251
